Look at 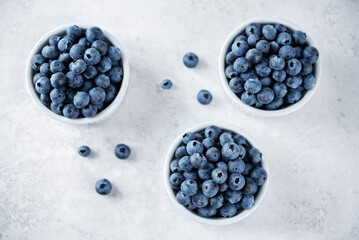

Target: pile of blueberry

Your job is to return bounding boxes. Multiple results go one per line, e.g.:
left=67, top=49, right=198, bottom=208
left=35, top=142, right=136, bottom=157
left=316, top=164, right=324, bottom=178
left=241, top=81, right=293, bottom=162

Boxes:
left=225, top=22, right=319, bottom=110
left=30, top=25, right=123, bottom=119
left=169, top=125, right=267, bottom=218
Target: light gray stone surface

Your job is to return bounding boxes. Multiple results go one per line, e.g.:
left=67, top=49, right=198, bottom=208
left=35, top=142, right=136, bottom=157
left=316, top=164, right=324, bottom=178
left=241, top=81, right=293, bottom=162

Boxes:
left=0, top=0, right=358, bottom=239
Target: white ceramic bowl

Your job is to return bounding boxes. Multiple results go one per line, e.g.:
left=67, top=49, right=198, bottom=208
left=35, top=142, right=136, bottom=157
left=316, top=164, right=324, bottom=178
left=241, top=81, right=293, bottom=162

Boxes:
left=26, top=24, right=129, bottom=124
left=164, top=122, right=269, bottom=225
left=219, top=18, right=321, bottom=117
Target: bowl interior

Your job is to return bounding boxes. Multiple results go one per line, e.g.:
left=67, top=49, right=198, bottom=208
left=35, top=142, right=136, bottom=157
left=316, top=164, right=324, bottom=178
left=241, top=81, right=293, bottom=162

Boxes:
left=26, top=24, right=129, bottom=124
left=164, top=123, right=268, bottom=225
left=219, top=18, right=321, bottom=117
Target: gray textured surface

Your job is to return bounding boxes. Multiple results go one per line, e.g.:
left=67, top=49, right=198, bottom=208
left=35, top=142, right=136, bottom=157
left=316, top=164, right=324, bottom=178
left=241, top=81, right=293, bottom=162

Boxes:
left=1, top=0, right=359, bottom=239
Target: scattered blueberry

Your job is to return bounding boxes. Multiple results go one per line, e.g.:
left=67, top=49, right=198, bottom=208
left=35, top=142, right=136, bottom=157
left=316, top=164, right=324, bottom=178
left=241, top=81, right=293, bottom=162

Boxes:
left=95, top=179, right=112, bottom=195
left=161, top=79, right=172, bottom=89
left=183, top=52, right=199, bottom=68
left=114, top=144, right=131, bottom=159
left=78, top=146, right=91, bottom=157
left=197, top=90, right=212, bottom=105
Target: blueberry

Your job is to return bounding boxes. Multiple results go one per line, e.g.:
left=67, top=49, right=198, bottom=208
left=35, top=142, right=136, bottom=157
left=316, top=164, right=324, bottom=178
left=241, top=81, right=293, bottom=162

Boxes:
left=233, top=134, right=246, bottom=145
left=250, top=167, right=267, bottom=186
left=303, top=74, right=315, bottom=90
left=219, top=183, right=229, bottom=192
left=225, top=51, right=237, bottom=65
left=50, top=88, right=66, bottom=103
left=69, top=44, right=85, bottom=60
left=216, top=162, right=228, bottom=171
left=40, top=94, right=51, bottom=106
left=58, top=38, right=73, bottom=52
left=225, top=190, right=242, bottom=204
left=181, top=179, right=198, bottom=196
left=49, top=60, right=65, bottom=73
left=89, top=87, right=106, bottom=104
left=211, top=168, right=228, bottom=184
left=81, top=104, right=97, bottom=117
left=35, top=77, right=52, bottom=94
left=202, top=180, right=219, bottom=198
left=104, top=84, right=117, bottom=102
left=62, top=103, right=79, bottom=119
left=82, top=66, right=97, bottom=79
left=260, top=77, right=272, bottom=87
left=302, top=46, right=319, bottom=64
left=92, top=40, right=108, bottom=56
left=31, top=54, right=46, bottom=71
left=170, top=159, right=181, bottom=173
left=262, top=24, right=277, bottom=40
left=198, top=167, right=212, bottom=181
left=169, top=173, right=185, bottom=189
left=78, top=37, right=90, bottom=48
left=202, top=138, right=215, bottom=149
left=40, top=63, right=51, bottom=76
left=231, top=40, right=249, bottom=57
left=221, top=142, right=240, bottom=160
left=210, top=194, right=224, bottom=209
left=182, top=132, right=194, bottom=145
left=114, top=143, right=131, bottom=159
left=277, top=32, right=292, bottom=45
left=275, top=23, right=287, bottom=32
left=256, top=40, right=270, bottom=54
left=107, top=46, right=122, bottom=62
left=72, top=91, right=90, bottom=109
left=235, top=35, right=247, bottom=42
left=255, top=59, right=272, bottom=77
left=245, top=23, right=261, bottom=36
left=50, top=102, right=64, bottom=115
left=243, top=178, right=258, bottom=195
left=256, top=87, right=275, bottom=104
left=95, top=179, right=112, bottom=195
left=269, top=55, right=285, bottom=70
left=84, top=48, right=101, bottom=65
left=219, top=203, right=237, bottom=217
left=269, top=41, right=280, bottom=53
left=176, top=191, right=191, bottom=205
left=249, top=148, right=262, bottom=164
left=279, top=46, right=296, bottom=60
left=197, top=90, right=212, bottom=105
left=245, top=48, right=262, bottom=64
left=50, top=72, right=66, bottom=88
left=273, top=82, right=288, bottom=98
left=193, top=133, right=203, bottom=142
left=49, top=35, right=61, bottom=46
left=198, top=206, right=218, bottom=217
left=228, top=173, right=245, bottom=190
left=264, top=97, right=284, bottom=110
left=191, top=192, right=208, bottom=208
left=78, top=146, right=91, bottom=157
left=244, top=77, right=262, bottom=94
left=41, top=45, right=59, bottom=59
left=243, top=163, right=253, bottom=176
left=97, top=56, right=112, bottom=73
left=233, top=57, right=250, bottom=73
left=204, top=126, right=221, bottom=141
left=190, top=153, right=207, bottom=169
left=240, top=92, right=256, bottom=105
left=70, top=59, right=87, bottom=74
left=294, top=46, right=302, bottom=58
left=300, top=59, right=313, bottom=76
left=293, top=30, right=307, bottom=45
left=183, top=52, right=199, bottom=68
left=66, top=25, right=82, bottom=40
left=178, top=156, right=193, bottom=172
left=108, top=67, right=123, bottom=83
left=86, top=26, right=104, bottom=43
left=286, top=58, right=302, bottom=76
left=94, top=74, right=110, bottom=88
left=247, top=34, right=260, bottom=46
left=272, top=70, right=286, bottom=82
left=286, top=75, right=303, bottom=89
left=58, top=53, right=71, bottom=64
left=240, top=194, right=254, bottom=209
left=228, top=159, right=245, bottom=174
left=240, top=71, right=257, bottom=82
left=229, top=77, right=245, bottom=93
left=183, top=171, right=197, bottom=180
left=285, top=89, right=301, bottom=104
left=66, top=71, right=83, bottom=88
left=205, top=147, right=220, bottom=163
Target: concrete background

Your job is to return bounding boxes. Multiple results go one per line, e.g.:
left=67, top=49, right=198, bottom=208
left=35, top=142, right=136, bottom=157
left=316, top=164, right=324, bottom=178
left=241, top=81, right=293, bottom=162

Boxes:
left=0, top=0, right=358, bottom=239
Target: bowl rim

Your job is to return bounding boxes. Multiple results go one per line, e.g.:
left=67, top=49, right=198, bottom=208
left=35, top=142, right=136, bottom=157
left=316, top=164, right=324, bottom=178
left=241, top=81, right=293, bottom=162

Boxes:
left=163, top=122, right=269, bottom=225
left=26, top=24, right=130, bottom=124
left=219, top=17, right=321, bottom=117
